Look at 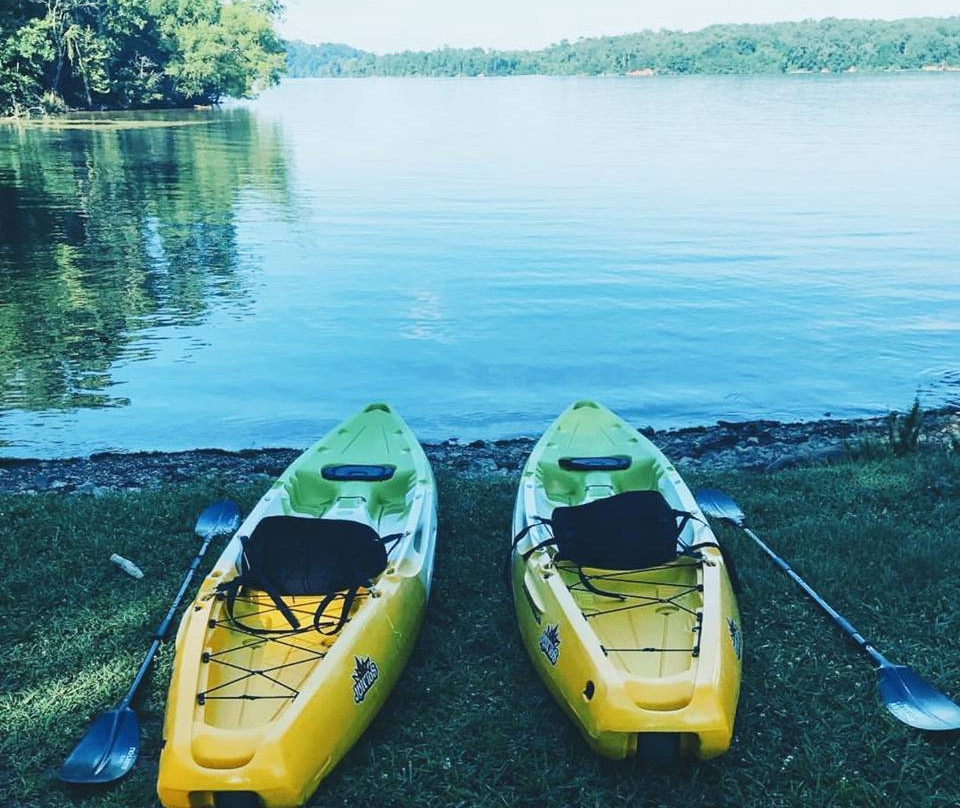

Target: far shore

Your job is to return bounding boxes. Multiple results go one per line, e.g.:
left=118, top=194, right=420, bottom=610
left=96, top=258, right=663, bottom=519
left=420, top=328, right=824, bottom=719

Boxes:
left=4, top=65, right=960, bottom=123
left=1, top=407, right=956, bottom=494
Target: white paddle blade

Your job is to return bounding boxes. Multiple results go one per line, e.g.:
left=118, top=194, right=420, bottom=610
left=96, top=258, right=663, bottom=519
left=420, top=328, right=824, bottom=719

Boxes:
left=195, top=500, right=240, bottom=539
left=695, top=489, right=746, bottom=527
left=878, top=664, right=960, bottom=731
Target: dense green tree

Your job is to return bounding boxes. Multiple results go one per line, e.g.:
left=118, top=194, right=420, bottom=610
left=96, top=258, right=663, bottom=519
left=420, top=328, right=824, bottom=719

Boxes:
left=285, top=17, right=960, bottom=79
left=0, top=0, right=285, bottom=116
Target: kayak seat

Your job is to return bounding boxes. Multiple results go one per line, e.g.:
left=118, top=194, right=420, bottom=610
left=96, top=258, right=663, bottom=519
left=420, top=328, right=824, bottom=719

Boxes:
left=514, top=491, right=709, bottom=573
left=549, top=491, right=696, bottom=570
left=217, top=516, right=400, bottom=636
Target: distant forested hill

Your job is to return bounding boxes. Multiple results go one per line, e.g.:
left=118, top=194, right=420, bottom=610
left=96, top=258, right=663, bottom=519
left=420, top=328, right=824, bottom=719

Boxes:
left=286, top=41, right=368, bottom=76
left=286, top=17, right=960, bottom=78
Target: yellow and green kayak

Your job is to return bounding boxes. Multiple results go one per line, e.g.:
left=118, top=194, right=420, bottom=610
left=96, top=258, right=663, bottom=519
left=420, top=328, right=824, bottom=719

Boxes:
left=510, top=401, right=742, bottom=762
left=157, top=404, right=437, bottom=808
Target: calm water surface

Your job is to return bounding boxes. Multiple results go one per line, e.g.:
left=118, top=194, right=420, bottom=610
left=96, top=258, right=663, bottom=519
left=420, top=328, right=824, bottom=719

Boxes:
left=1, top=75, right=959, bottom=457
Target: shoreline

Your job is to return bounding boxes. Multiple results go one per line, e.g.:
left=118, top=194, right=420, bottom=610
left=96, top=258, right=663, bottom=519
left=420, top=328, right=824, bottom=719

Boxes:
left=1, top=407, right=957, bottom=494
left=5, top=67, right=960, bottom=123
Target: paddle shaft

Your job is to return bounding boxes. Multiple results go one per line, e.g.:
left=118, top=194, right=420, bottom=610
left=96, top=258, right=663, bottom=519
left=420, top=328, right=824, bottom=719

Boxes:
left=738, top=524, right=890, bottom=669
left=120, top=532, right=217, bottom=708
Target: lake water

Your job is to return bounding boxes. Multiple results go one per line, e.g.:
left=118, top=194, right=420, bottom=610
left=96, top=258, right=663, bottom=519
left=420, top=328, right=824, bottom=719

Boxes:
left=1, top=75, right=959, bottom=457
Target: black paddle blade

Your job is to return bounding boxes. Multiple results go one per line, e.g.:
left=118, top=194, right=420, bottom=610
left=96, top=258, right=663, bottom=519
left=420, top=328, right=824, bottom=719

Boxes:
left=877, top=663, right=960, bottom=731
left=695, top=488, right=746, bottom=527
left=58, top=706, right=139, bottom=784
left=195, top=500, right=240, bottom=539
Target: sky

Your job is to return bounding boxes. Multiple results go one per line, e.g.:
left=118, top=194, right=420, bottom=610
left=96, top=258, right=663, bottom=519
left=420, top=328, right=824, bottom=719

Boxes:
left=279, top=0, right=960, bottom=53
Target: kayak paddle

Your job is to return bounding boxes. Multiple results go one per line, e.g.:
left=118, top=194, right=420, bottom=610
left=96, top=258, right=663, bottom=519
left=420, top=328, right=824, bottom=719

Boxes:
left=695, top=488, right=960, bottom=732
left=58, top=500, right=241, bottom=784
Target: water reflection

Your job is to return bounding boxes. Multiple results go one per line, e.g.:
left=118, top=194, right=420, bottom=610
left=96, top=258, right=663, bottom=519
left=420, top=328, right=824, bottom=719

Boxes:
left=0, top=109, right=288, bottom=413
left=1, top=78, right=958, bottom=457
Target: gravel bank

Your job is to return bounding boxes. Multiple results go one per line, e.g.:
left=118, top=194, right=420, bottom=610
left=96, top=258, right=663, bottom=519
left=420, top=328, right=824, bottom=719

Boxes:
left=1, top=409, right=957, bottom=494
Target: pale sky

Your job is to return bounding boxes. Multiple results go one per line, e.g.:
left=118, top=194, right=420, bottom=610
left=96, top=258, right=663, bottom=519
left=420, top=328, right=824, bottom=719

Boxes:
left=280, top=1, right=960, bottom=53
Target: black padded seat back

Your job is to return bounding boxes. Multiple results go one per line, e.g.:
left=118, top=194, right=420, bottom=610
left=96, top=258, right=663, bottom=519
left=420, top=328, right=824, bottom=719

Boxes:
left=242, top=516, right=388, bottom=596
left=549, top=490, right=690, bottom=570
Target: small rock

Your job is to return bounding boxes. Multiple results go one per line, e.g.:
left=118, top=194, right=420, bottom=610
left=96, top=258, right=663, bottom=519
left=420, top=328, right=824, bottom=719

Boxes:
left=75, top=481, right=97, bottom=495
left=697, top=431, right=739, bottom=451
left=468, top=439, right=486, bottom=449
left=802, top=446, right=848, bottom=464
left=766, top=455, right=798, bottom=472
left=472, top=458, right=499, bottom=474
left=639, top=425, right=656, bottom=438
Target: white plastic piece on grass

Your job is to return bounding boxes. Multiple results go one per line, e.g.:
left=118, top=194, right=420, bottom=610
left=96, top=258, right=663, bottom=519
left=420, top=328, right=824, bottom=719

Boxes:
left=110, top=553, right=144, bottom=579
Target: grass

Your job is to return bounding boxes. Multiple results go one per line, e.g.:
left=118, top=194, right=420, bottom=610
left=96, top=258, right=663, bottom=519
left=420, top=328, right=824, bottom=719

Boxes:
left=1, top=453, right=959, bottom=808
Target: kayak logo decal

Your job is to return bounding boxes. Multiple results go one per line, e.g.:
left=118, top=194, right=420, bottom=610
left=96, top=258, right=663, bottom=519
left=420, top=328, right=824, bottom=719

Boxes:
left=539, top=624, right=561, bottom=666
left=727, top=618, right=743, bottom=660
left=120, top=746, right=137, bottom=770
left=352, top=655, right=380, bottom=703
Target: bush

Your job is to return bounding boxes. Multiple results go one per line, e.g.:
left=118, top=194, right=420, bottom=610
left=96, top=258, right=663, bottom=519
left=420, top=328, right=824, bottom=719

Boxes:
left=886, top=397, right=925, bottom=456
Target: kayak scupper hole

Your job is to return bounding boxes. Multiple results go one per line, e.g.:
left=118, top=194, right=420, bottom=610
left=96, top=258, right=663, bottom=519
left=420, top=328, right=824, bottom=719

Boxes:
left=213, top=792, right=263, bottom=808
left=583, top=681, right=595, bottom=701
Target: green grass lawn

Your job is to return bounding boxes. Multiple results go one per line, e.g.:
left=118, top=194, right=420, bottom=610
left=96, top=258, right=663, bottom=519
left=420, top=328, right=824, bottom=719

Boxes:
left=2, top=453, right=959, bottom=808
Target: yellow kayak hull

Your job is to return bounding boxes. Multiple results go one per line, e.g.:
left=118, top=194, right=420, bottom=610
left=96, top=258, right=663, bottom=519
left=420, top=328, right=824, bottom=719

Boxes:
left=157, top=404, right=437, bottom=807
left=511, top=401, right=742, bottom=760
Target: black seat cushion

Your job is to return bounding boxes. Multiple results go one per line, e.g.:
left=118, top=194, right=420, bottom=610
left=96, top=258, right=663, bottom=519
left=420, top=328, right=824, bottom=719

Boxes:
left=241, top=515, right=388, bottom=595
left=550, top=490, right=686, bottom=570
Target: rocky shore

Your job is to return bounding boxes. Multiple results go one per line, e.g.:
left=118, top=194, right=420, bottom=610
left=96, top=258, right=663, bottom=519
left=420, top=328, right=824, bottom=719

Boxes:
left=1, top=408, right=957, bottom=495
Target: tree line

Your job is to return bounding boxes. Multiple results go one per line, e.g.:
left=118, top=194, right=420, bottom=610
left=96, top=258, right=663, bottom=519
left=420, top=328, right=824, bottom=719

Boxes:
left=286, top=17, right=960, bottom=78
left=0, top=0, right=286, bottom=116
